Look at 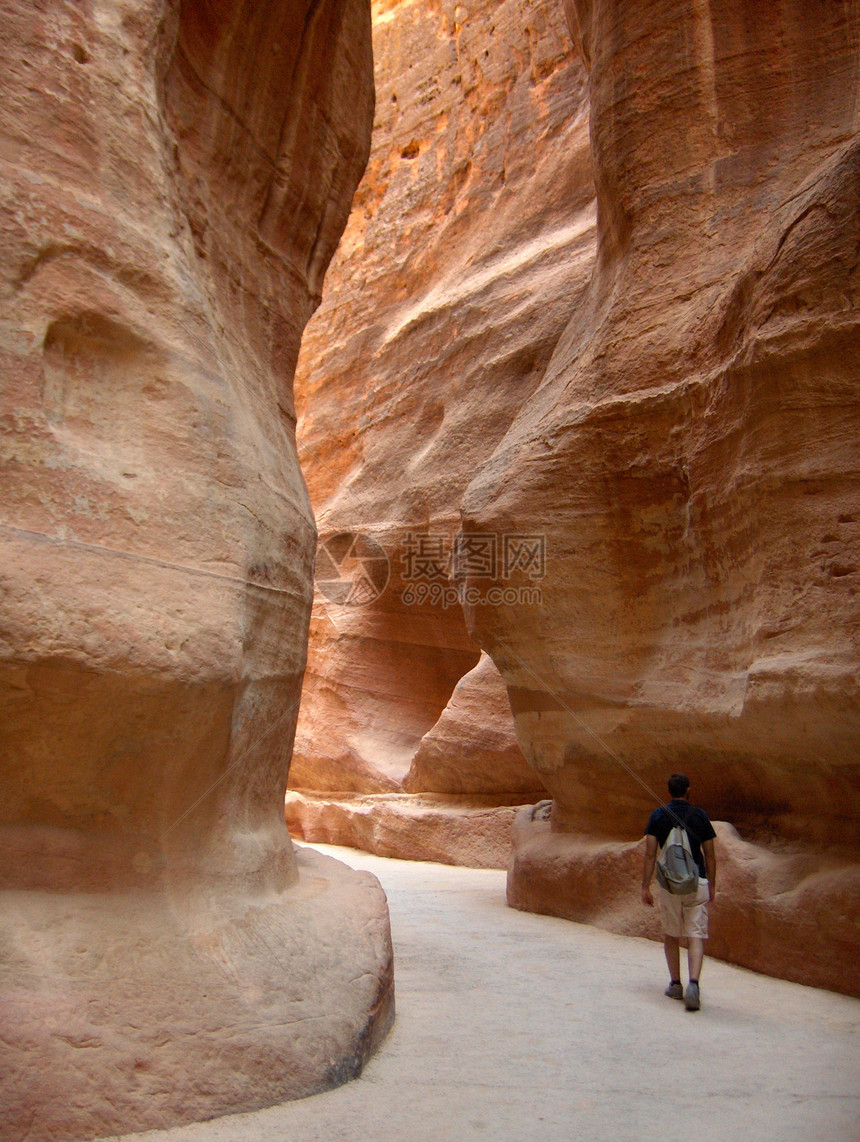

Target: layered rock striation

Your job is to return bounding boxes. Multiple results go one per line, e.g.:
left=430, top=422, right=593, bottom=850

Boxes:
left=462, top=0, right=860, bottom=992
left=0, top=1, right=392, bottom=1137
left=290, top=0, right=594, bottom=855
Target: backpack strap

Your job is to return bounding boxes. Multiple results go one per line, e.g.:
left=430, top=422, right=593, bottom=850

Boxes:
left=661, top=802, right=694, bottom=846
left=679, top=805, right=702, bottom=844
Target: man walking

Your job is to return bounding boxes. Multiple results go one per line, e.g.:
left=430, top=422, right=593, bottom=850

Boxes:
left=641, top=773, right=717, bottom=1011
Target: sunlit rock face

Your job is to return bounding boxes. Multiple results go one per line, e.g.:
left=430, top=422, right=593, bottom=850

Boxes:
left=463, top=0, right=860, bottom=992
left=291, top=0, right=594, bottom=813
left=0, top=2, right=393, bottom=1137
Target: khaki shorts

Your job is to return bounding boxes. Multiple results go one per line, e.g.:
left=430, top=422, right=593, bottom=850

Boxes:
left=656, top=878, right=709, bottom=939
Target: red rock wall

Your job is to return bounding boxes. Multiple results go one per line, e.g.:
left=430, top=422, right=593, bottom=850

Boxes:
left=292, top=0, right=859, bottom=993
left=462, top=0, right=860, bottom=992
left=508, top=809, right=860, bottom=996
left=0, top=2, right=393, bottom=1137
left=291, top=0, right=594, bottom=806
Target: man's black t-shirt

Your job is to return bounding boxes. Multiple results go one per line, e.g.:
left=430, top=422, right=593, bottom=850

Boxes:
left=645, top=800, right=716, bottom=879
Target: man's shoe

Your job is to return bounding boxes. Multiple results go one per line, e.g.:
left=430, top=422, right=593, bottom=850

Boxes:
left=684, top=982, right=701, bottom=1011
left=664, top=982, right=684, bottom=1000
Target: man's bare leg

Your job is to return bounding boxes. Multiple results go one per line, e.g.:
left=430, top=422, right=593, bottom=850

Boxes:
left=664, top=936, right=681, bottom=980
left=684, top=938, right=704, bottom=1009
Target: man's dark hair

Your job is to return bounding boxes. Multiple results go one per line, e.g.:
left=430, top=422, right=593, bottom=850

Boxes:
left=668, top=772, right=690, bottom=798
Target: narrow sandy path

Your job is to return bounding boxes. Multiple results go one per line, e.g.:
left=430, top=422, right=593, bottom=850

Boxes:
left=118, top=844, right=860, bottom=1142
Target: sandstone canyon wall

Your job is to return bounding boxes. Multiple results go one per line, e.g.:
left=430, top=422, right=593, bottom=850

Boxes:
left=291, top=0, right=859, bottom=993
left=460, top=0, right=860, bottom=993
left=0, top=2, right=393, bottom=1138
left=288, top=0, right=596, bottom=862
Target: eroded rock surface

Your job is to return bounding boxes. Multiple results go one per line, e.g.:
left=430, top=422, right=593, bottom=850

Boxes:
left=286, top=790, right=531, bottom=868
left=291, top=0, right=593, bottom=829
left=509, top=810, right=860, bottom=995
left=0, top=1, right=392, bottom=1137
left=462, top=0, right=860, bottom=993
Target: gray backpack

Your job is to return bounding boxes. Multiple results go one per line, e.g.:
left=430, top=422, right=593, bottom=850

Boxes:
left=655, top=808, right=700, bottom=895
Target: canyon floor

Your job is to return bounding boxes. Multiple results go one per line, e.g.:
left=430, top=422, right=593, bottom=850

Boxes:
left=116, top=844, right=859, bottom=1142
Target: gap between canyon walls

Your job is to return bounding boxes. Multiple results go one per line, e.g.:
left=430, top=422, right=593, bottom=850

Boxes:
left=287, top=0, right=595, bottom=866
left=290, top=0, right=860, bottom=997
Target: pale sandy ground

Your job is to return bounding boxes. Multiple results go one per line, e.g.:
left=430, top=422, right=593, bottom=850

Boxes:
left=115, top=843, right=860, bottom=1142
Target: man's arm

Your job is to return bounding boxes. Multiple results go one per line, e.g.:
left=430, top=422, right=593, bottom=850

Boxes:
left=703, top=838, right=716, bottom=903
left=641, top=834, right=658, bottom=907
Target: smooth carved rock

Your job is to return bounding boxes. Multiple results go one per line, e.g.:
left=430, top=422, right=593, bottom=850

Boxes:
left=291, top=0, right=595, bottom=813
left=0, top=1, right=392, bottom=1137
left=286, top=790, right=532, bottom=869
left=462, top=0, right=860, bottom=993
left=509, top=811, right=860, bottom=995
left=403, top=652, right=545, bottom=796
